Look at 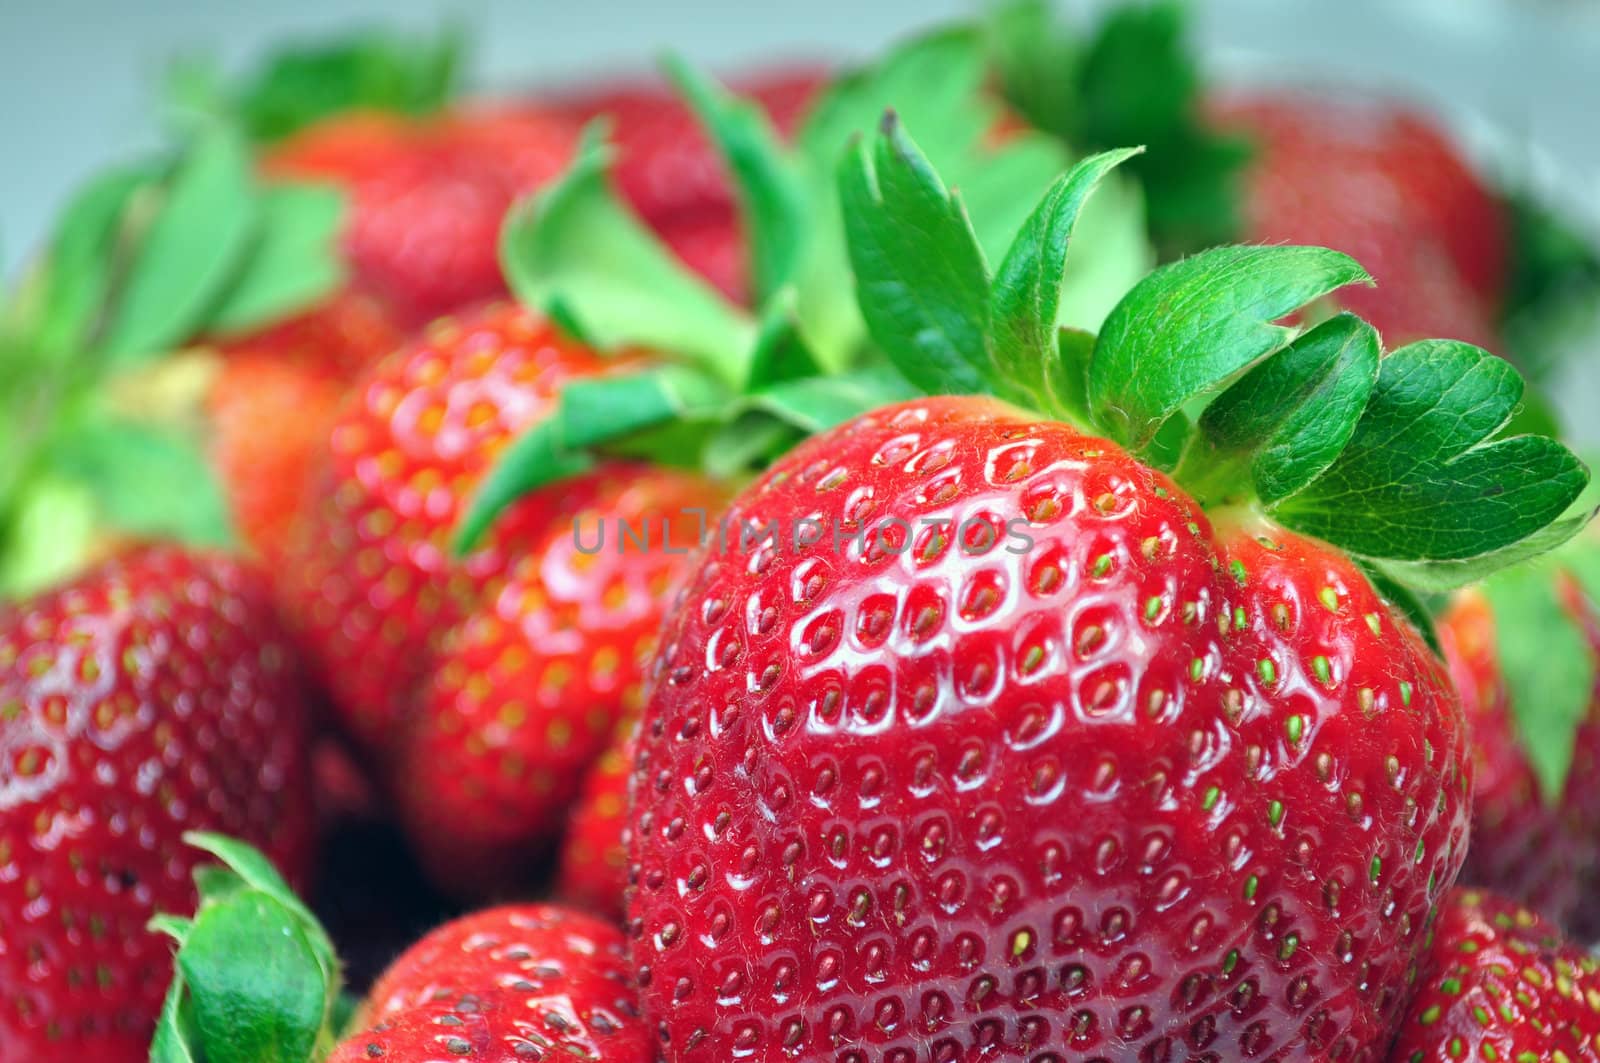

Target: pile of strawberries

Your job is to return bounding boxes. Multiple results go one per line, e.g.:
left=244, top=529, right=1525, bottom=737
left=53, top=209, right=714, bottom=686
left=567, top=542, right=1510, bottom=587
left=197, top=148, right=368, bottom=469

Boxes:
left=4, top=5, right=1600, bottom=1062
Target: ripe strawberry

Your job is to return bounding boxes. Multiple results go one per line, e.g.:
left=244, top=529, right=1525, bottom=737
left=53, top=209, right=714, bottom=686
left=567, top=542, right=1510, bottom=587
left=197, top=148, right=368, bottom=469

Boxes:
left=396, top=467, right=724, bottom=894
left=1208, top=93, right=1508, bottom=350
left=206, top=288, right=404, bottom=564
left=262, top=107, right=580, bottom=325
left=0, top=547, right=314, bottom=1060
left=1439, top=574, right=1600, bottom=936
left=333, top=904, right=650, bottom=1062
left=280, top=301, right=618, bottom=749
left=557, top=722, right=636, bottom=921
left=476, top=124, right=1589, bottom=1059
left=1386, top=888, right=1600, bottom=1062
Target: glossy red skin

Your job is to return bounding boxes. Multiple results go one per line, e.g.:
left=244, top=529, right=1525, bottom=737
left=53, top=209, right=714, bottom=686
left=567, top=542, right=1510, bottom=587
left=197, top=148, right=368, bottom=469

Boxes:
left=0, top=547, right=314, bottom=1061
left=280, top=302, right=620, bottom=750
left=263, top=106, right=579, bottom=326
left=1441, top=586, right=1600, bottom=935
left=208, top=288, right=405, bottom=565
left=328, top=904, right=650, bottom=1062
left=557, top=722, right=636, bottom=921
left=628, top=397, right=1469, bottom=1061
left=1388, top=888, right=1600, bottom=1062
left=556, top=68, right=827, bottom=303
left=1210, top=93, right=1506, bottom=350
left=398, top=467, right=725, bottom=895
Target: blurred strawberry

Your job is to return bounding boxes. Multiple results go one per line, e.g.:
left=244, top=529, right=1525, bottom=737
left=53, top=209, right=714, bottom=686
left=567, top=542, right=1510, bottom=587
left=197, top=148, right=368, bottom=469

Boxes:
left=262, top=107, right=580, bottom=325
left=0, top=548, right=314, bottom=1060
left=1209, top=93, right=1507, bottom=349
left=556, top=723, right=634, bottom=922
left=206, top=289, right=404, bottom=564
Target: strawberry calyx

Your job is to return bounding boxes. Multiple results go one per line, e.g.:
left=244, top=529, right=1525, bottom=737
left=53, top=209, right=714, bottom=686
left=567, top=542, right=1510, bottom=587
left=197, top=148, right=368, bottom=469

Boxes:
left=149, top=833, right=348, bottom=1063
left=0, top=129, right=347, bottom=597
left=456, top=27, right=1154, bottom=551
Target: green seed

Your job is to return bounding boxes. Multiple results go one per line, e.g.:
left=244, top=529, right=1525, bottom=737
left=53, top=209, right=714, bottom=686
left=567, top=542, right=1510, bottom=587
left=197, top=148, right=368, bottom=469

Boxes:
left=1258, top=658, right=1277, bottom=685
left=1312, top=655, right=1331, bottom=685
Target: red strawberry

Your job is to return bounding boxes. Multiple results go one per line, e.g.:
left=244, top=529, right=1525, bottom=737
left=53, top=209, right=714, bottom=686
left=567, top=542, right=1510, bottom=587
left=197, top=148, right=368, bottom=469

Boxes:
left=629, top=396, right=1470, bottom=1060
left=0, top=547, right=314, bottom=1060
left=332, top=904, right=650, bottom=1063
left=1209, top=93, right=1507, bottom=349
left=262, top=107, right=580, bottom=325
left=207, top=288, right=404, bottom=564
left=395, top=466, right=725, bottom=894
left=280, top=301, right=619, bottom=749
left=1386, top=888, right=1600, bottom=1062
left=1439, top=578, right=1600, bottom=936
left=557, top=722, right=636, bottom=921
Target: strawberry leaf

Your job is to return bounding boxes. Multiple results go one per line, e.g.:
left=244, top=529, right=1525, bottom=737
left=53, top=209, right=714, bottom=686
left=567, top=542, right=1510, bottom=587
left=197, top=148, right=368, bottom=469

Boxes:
left=839, top=113, right=992, bottom=396
left=150, top=973, right=203, bottom=1063
left=1377, top=508, right=1595, bottom=593
left=31, top=166, right=154, bottom=356
left=1275, top=339, right=1588, bottom=562
left=206, top=183, right=347, bottom=334
left=560, top=368, right=727, bottom=450
left=1087, top=244, right=1370, bottom=451
left=663, top=56, right=808, bottom=304
left=1482, top=558, right=1597, bottom=803
left=1189, top=313, right=1380, bottom=506
left=1359, top=561, right=1442, bottom=655
left=177, top=891, right=327, bottom=1063
left=989, top=147, right=1141, bottom=412
left=747, top=364, right=918, bottom=434
left=1500, top=190, right=1600, bottom=383
left=500, top=123, right=755, bottom=386
left=101, top=131, right=259, bottom=363
left=747, top=295, right=824, bottom=389
left=455, top=419, right=591, bottom=555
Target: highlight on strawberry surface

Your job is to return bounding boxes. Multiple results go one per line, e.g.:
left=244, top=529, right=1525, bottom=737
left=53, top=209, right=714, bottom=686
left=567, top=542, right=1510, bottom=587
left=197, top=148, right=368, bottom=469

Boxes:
left=1, top=3, right=1597, bottom=1062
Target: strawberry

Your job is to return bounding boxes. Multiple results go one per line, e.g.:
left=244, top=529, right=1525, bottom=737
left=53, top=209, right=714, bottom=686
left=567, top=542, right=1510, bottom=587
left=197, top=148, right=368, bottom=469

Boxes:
left=483, top=116, right=1586, bottom=1058
left=1386, top=888, right=1600, bottom=1062
left=0, top=547, right=314, bottom=1060
left=556, top=722, right=636, bottom=921
left=262, top=106, right=580, bottom=325
left=206, top=288, right=405, bottom=564
left=149, top=836, right=650, bottom=1062
left=280, top=300, right=617, bottom=749
left=1208, top=92, right=1508, bottom=350
left=1439, top=561, right=1600, bottom=936
left=338, top=904, right=650, bottom=1062
left=395, top=466, right=724, bottom=894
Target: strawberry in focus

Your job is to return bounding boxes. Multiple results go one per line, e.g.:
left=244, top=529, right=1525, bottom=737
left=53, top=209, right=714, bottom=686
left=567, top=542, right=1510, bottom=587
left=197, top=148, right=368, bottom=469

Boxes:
left=263, top=107, right=580, bottom=325
left=1386, top=888, right=1600, bottom=1063
left=0, top=548, right=314, bottom=1061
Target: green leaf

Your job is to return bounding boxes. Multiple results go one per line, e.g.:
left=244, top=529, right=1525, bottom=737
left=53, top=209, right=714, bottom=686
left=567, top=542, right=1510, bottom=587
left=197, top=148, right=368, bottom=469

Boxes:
left=229, top=27, right=463, bottom=142
left=747, top=295, right=824, bottom=389
left=701, top=414, right=805, bottom=480
left=454, top=420, right=591, bottom=555
left=1193, top=313, right=1380, bottom=505
left=101, top=131, right=259, bottom=363
left=746, top=363, right=918, bottom=434
left=32, top=166, right=153, bottom=355
left=150, top=973, right=203, bottom=1063
left=1482, top=559, right=1596, bottom=803
left=989, top=147, right=1141, bottom=412
left=42, top=413, right=234, bottom=548
left=181, top=832, right=331, bottom=966
left=1378, top=509, right=1595, bottom=593
left=178, top=891, right=327, bottom=1063
left=1500, top=189, right=1600, bottom=384
left=0, top=474, right=98, bottom=599
left=500, top=123, right=755, bottom=385
left=1275, top=339, right=1588, bottom=562
left=206, top=183, right=347, bottom=334
left=1051, top=327, right=1095, bottom=425
left=839, top=114, right=991, bottom=396
left=559, top=367, right=727, bottom=450
left=1087, top=244, right=1371, bottom=450
left=663, top=55, right=808, bottom=304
